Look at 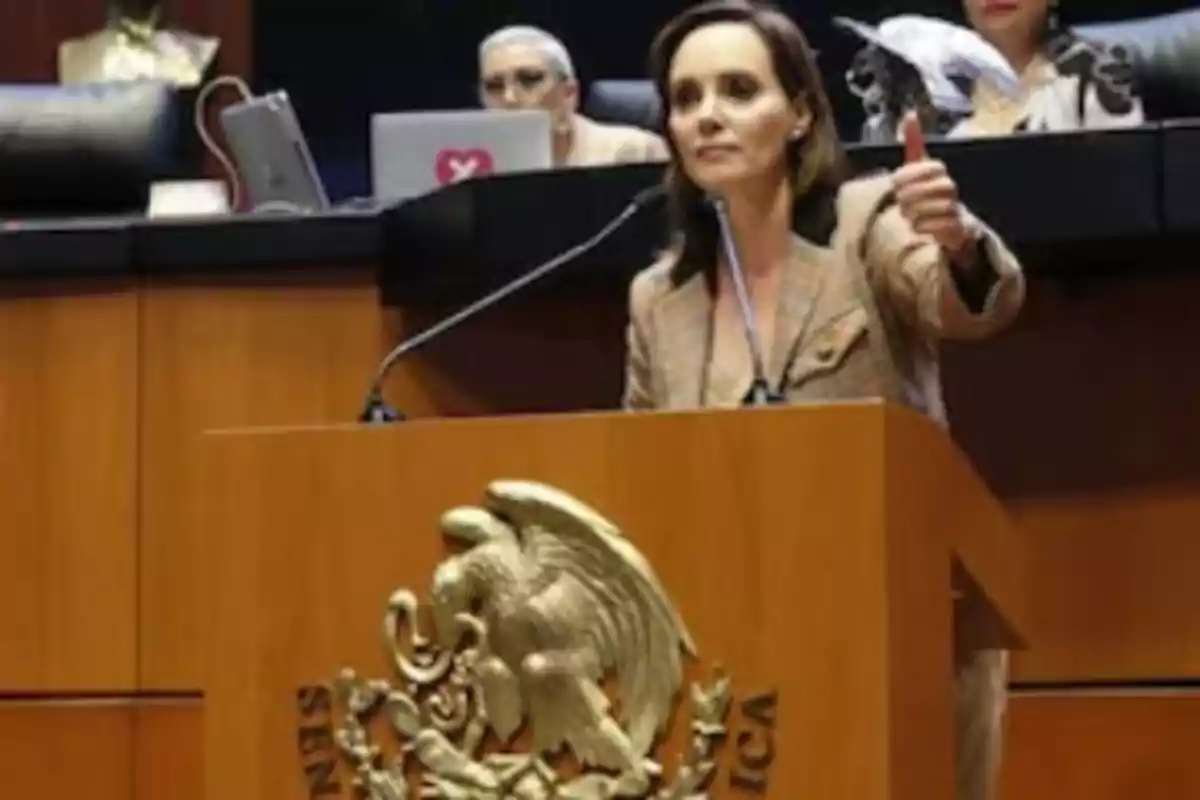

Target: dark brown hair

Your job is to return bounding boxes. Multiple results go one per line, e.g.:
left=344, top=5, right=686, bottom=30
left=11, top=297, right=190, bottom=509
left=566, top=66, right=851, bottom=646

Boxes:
left=648, top=0, right=849, bottom=286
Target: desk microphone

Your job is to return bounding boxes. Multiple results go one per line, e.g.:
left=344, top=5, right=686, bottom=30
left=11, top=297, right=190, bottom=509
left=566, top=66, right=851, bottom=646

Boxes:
left=709, top=195, right=787, bottom=406
left=358, top=184, right=666, bottom=423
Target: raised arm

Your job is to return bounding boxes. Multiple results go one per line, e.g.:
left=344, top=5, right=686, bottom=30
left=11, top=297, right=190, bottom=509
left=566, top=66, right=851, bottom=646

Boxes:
left=864, top=197, right=1025, bottom=340
left=865, top=113, right=1025, bottom=340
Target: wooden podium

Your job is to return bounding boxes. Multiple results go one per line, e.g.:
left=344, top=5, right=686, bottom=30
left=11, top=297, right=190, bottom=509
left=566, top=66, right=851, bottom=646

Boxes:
left=199, top=401, right=1027, bottom=800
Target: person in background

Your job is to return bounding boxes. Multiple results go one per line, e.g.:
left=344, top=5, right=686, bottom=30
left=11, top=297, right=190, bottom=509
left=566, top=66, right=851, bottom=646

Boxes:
left=955, top=0, right=1143, bottom=135
left=623, top=2, right=1024, bottom=800
left=478, top=25, right=668, bottom=167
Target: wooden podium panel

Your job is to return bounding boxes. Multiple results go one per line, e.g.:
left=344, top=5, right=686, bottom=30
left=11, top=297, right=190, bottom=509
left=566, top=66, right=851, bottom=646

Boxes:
left=199, top=403, right=1020, bottom=800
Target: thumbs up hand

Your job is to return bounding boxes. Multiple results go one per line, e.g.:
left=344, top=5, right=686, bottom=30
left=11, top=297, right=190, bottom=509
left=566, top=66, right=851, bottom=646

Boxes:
left=891, top=111, right=974, bottom=258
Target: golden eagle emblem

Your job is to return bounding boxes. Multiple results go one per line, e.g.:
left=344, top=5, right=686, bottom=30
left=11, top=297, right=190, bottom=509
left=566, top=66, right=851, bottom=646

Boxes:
left=332, top=480, right=732, bottom=799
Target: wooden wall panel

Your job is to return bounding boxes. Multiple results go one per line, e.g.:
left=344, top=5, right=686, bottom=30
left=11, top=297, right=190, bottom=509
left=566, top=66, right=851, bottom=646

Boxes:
left=1002, top=690, right=1200, bottom=799
left=134, top=699, right=205, bottom=800
left=1009, top=491, right=1200, bottom=681
left=0, top=0, right=250, bottom=82
left=137, top=270, right=388, bottom=689
left=0, top=698, right=202, bottom=800
left=0, top=700, right=134, bottom=799
left=942, top=272, right=1200, bottom=681
left=381, top=287, right=630, bottom=417
left=0, top=284, right=138, bottom=691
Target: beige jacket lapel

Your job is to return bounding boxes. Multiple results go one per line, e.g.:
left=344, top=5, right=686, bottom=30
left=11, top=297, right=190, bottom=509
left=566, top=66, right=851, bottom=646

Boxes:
left=648, top=271, right=711, bottom=407
left=647, top=237, right=839, bottom=406
left=645, top=234, right=859, bottom=406
left=766, top=235, right=837, bottom=389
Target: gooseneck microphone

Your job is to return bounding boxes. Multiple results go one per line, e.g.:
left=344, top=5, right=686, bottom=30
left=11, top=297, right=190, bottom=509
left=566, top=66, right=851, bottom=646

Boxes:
left=709, top=196, right=786, bottom=406
left=358, top=184, right=666, bottom=423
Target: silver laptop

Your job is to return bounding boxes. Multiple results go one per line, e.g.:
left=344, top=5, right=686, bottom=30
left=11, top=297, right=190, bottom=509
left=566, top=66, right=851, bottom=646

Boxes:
left=219, top=90, right=330, bottom=213
left=370, top=109, right=552, bottom=202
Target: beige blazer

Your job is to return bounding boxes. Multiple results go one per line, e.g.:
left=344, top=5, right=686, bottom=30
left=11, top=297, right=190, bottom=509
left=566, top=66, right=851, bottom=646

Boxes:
left=567, top=115, right=669, bottom=168
left=623, top=174, right=1024, bottom=418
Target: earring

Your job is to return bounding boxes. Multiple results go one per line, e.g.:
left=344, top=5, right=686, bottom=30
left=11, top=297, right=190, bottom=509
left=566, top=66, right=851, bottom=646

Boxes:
left=1047, top=0, right=1059, bottom=30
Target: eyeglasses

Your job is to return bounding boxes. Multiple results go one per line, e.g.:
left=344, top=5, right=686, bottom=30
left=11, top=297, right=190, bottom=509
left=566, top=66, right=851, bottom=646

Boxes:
left=480, top=68, right=553, bottom=96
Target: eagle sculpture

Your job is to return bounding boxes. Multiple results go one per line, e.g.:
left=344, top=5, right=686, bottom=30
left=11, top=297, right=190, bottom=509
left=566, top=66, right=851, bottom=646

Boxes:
left=429, top=480, right=697, bottom=796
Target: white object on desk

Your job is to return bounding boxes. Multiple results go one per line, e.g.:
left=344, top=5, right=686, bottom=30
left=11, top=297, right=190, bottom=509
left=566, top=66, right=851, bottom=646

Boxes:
left=147, top=179, right=230, bottom=217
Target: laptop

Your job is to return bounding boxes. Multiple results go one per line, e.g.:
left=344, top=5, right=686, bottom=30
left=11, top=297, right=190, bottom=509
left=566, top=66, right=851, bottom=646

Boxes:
left=219, top=90, right=330, bottom=213
left=370, top=109, right=552, bottom=202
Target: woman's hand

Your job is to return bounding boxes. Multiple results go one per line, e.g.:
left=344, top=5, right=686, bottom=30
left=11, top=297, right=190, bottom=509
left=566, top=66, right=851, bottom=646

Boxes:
left=891, top=112, right=977, bottom=261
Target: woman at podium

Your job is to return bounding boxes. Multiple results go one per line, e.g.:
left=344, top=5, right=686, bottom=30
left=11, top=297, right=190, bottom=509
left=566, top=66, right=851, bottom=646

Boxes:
left=622, top=2, right=1025, bottom=800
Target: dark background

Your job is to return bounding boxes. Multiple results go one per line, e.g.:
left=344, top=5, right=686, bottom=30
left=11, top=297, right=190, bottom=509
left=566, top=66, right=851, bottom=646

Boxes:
left=0, top=1, right=1181, bottom=200
left=253, top=0, right=1188, bottom=198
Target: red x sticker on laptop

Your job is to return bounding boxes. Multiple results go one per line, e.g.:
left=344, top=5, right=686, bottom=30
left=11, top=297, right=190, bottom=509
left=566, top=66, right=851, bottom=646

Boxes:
left=434, top=148, right=494, bottom=184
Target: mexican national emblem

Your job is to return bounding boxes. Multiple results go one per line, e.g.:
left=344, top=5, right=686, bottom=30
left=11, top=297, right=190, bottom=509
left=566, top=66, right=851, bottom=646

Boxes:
left=332, top=480, right=732, bottom=799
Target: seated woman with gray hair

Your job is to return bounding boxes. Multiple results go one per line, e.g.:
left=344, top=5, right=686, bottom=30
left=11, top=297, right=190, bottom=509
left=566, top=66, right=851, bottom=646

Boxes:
left=478, top=25, right=668, bottom=167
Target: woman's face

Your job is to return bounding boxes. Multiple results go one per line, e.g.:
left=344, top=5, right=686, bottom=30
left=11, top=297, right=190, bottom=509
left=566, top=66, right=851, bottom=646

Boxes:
left=963, top=0, right=1050, bottom=53
left=479, top=44, right=575, bottom=127
left=665, top=22, right=809, bottom=196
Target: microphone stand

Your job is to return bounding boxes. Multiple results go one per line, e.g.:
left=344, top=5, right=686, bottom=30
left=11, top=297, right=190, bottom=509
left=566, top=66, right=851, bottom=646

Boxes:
left=359, top=184, right=664, bottom=422
left=710, top=196, right=787, bottom=407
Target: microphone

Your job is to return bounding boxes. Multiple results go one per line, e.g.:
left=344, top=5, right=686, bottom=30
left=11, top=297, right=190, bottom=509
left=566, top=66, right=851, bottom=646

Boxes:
left=358, top=183, right=666, bottom=423
left=709, top=195, right=786, bottom=406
